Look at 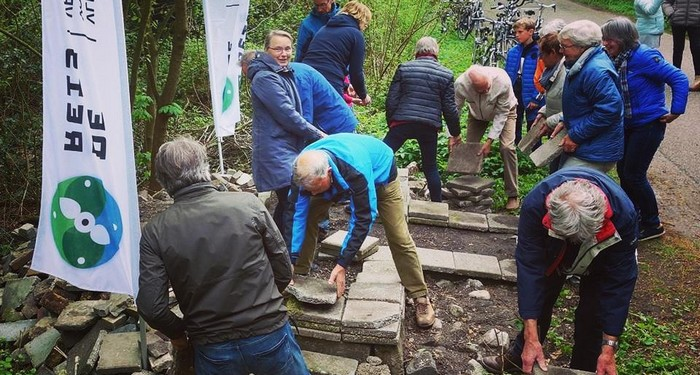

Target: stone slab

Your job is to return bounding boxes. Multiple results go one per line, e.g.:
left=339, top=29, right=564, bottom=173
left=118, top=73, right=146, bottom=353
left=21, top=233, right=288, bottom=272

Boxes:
left=342, top=300, right=401, bottom=329
left=286, top=275, right=338, bottom=305
left=453, top=252, right=502, bottom=280
left=363, top=246, right=393, bottom=262
left=343, top=320, right=401, bottom=340
left=446, top=142, right=483, bottom=174
left=499, top=259, right=518, bottom=282
left=146, top=331, right=169, bottom=358
left=296, top=326, right=342, bottom=342
left=297, top=319, right=342, bottom=333
left=347, top=282, right=405, bottom=304
left=518, top=119, right=547, bottom=155
left=445, top=175, right=495, bottom=193
left=533, top=365, right=595, bottom=375
left=24, top=328, right=61, bottom=367
left=354, top=270, right=402, bottom=285
left=287, top=297, right=345, bottom=326
left=296, top=336, right=371, bottom=363
left=408, top=217, right=449, bottom=227
left=408, top=200, right=449, bottom=222
left=320, top=231, right=379, bottom=261
left=342, top=327, right=401, bottom=345
left=149, top=353, right=172, bottom=373
left=0, top=319, right=36, bottom=342
left=487, top=214, right=519, bottom=234
left=1, top=276, right=39, bottom=321
left=95, top=332, right=141, bottom=374
left=416, top=248, right=455, bottom=274
left=530, top=130, right=566, bottom=167
left=361, top=260, right=398, bottom=276
left=448, top=211, right=489, bottom=232
left=303, top=350, right=359, bottom=375
left=56, top=300, right=108, bottom=331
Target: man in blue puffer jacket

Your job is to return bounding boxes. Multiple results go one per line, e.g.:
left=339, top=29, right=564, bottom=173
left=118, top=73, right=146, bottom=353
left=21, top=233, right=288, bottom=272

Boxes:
left=295, top=0, right=340, bottom=62
left=505, top=18, right=545, bottom=145
left=555, top=20, right=623, bottom=172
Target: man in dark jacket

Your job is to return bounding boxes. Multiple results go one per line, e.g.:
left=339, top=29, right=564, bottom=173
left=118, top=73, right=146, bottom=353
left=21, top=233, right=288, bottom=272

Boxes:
left=295, top=0, right=340, bottom=62
left=384, top=36, right=461, bottom=202
left=137, top=138, right=309, bottom=375
left=479, top=168, right=638, bottom=375
left=285, top=133, right=437, bottom=328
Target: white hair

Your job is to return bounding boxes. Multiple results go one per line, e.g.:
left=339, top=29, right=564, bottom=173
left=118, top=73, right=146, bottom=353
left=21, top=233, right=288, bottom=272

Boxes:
left=293, top=150, right=329, bottom=187
left=415, top=36, right=439, bottom=55
left=558, top=20, right=602, bottom=49
left=540, top=18, right=567, bottom=36
left=547, top=179, right=606, bottom=243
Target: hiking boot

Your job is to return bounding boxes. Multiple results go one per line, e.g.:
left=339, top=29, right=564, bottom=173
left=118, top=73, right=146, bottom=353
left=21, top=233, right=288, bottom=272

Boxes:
left=505, top=197, right=520, bottom=211
left=414, top=296, right=436, bottom=328
left=639, top=225, right=665, bottom=242
left=478, top=352, right=522, bottom=374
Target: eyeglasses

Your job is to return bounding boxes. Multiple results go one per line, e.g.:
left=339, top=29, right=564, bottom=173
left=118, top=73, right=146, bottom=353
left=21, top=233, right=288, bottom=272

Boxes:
left=559, top=43, right=577, bottom=51
left=268, top=46, right=292, bottom=53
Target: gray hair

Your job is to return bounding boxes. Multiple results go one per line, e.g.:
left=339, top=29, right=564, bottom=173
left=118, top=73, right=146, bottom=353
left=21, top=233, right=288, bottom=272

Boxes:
left=547, top=179, right=606, bottom=244
left=558, top=20, right=602, bottom=49
left=264, top=30, right=293, bottom=50
left=240, top=50, right=259, bottom=68
left=540, top=18, right=567, bottom=36
left=601, top=17, right=639, bottom=51
left=154, top=137, right=211, bottom=196
left=415, top=36, right=439, bottom=55
left=293, top=150, right=329, bottom=187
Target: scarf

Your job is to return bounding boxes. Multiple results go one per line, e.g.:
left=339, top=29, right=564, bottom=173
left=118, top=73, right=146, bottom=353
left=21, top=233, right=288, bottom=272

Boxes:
left=611, top=43, right=638, bottom=119
left=538, top=58, right=563, bottom=91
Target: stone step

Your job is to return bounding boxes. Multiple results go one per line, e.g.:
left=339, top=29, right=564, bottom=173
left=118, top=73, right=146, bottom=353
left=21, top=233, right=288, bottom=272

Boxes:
left=303, top=350, right=359, bottom=375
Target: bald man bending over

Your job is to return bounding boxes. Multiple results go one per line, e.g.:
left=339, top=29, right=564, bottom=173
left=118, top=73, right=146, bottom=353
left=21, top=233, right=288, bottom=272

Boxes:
left=454, top=65, right=520, bottom=210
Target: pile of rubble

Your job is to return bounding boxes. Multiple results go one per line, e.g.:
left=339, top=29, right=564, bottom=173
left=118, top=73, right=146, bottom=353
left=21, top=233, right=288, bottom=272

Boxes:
left=0, top=224, right=177, bottom=375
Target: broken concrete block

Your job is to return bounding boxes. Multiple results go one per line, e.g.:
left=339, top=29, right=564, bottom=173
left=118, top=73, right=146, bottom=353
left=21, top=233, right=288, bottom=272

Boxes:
left=518, top=119, right=547, bottom=154
left=446, top=142, right=483, bottom=174
left=530, top=130, right=566, bottom=167
left=286, top=275, right=338, bottom=305
left=96, top=332, right=141, bottom=374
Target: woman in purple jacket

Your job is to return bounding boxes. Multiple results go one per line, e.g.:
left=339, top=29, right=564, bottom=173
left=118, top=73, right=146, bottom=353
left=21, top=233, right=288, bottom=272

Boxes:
left=602, top=17, right=689, bottom=241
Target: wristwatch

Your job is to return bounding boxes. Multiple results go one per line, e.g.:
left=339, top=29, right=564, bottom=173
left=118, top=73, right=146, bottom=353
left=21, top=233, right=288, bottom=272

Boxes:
left=601, top=339, right=619, bottom=351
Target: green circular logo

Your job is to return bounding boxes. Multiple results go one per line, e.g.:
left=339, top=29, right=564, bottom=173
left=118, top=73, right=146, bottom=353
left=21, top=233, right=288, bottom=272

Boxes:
left=50, top=176, right=123, bottom=269
left=222, top=77, right=234, bottom=112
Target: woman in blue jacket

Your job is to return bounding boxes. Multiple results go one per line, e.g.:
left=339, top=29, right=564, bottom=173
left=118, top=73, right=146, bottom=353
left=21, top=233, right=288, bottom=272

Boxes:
left=602, top=17, right=689, bottom=241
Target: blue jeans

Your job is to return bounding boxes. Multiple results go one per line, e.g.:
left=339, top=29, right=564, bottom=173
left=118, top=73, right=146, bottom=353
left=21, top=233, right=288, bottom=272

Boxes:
left=193, top=322, right=309, bottom=375
left=617, top=120, right=665, bottom=229
left=383, top=123, right=442, bottom=202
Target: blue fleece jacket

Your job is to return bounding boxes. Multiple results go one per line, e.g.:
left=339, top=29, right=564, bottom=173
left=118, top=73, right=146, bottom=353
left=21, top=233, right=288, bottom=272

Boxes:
left=286, top=134, right=397, bottom=268
left=302, top=14, right=368, bottom=99
left=295, top=3, right=340, bottom=62
left=517, top=168, right=638, bottom=337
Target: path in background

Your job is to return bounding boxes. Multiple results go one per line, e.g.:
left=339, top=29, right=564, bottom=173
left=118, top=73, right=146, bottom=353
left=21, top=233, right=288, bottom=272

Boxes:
left=540, top=0, right=700, bottom=239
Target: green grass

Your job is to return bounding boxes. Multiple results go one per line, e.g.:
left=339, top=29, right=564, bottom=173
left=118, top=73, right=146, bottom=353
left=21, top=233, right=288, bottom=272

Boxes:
left=573, top=0, right=635, bottom=19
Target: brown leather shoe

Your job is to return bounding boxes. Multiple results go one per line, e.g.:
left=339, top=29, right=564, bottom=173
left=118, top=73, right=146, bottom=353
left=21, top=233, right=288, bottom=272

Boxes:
left=690, top=75, right=700, bottom=92
left=505, top=197, right=520, bottom=211
left=478, top=352, right=522, bottom=374
left=414, top=296, right=436, bottom=328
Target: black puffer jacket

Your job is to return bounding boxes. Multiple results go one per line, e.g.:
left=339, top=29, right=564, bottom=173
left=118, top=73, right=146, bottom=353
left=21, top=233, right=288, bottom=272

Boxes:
left=385, top=56, right=461, bottom=136
left=663, top=0, right=700, bottom=26
left=137, top=183, right=292, bottom=345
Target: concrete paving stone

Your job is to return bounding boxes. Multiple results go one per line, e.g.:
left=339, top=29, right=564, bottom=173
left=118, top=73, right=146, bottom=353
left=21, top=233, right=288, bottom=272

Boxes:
left=363, top=246, right=393, bottom=262
left=361, top=260, right=398, bottom=275
left=342, top=320, right=401, bottom=340
left=453, top=252, right=502, bottom=280
left=347, top=283, right=405, bottom=304
left=530, top=130, right=566, bottom=167
left=408, top=200, right=449, bottom=222
left=342, top=327, right=400, bottom=345
left=354, top=270, right=402, bottom=285
left=416, top=248, right=455, bottom=274
left=445, top=175, right=495, bottom=193
left=286, top=275, right=338, bottom=305
left=296, top=335, right=371, bottom=363
left=448, top=211, right=489, bottom=232
left=533, top=365, right=595, bottom=374
left=408, top=217, right=449, bottom=227
left=518, top=120, right=547, bottom=155
left=297, top=319, right=342, bottom=333
left=499, top=259, right=517, bottom=282
left=342, top=300, right=401, bottom=329
left=303, top=350, right=359, bottom=375
left=55, top=300, right=108, bottom=331
left=405, top=350, right=438, bottom=375
left=96, top=332, right=141, bottom=374
left=296, top=326, right=342, bottom=341
left=320, top=231, right=379, bottom=261
left=24, top=327, right=61, bottom=367
left=446, top=142, right=483, bottom=174
left=0, top=319, right=36, bottom=342
left=288, top=297, right=346, bottom=326
left=487, top=214, right=519, bottom=234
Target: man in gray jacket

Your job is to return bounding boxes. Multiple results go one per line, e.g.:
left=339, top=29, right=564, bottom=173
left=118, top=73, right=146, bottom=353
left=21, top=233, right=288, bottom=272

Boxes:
left=137, top=137, right=308, bottom=375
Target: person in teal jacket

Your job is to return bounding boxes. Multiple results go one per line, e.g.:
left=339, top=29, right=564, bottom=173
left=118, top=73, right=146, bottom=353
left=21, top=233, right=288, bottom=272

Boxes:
left=635, top=0, right=665, bottom=48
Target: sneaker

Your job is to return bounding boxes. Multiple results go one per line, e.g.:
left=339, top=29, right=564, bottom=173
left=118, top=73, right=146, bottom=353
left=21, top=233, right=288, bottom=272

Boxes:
left=414, top=296, right=436, bottom=328
left=639, top=225, right=665, bottom=242
left=478, top=352, right=522, bottom=374
left=505, top=197, right=520, bottom=211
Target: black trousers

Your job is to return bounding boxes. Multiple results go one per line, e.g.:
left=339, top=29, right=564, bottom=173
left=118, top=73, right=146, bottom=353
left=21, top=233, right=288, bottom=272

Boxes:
left=671, top=25, right=700, bottom=76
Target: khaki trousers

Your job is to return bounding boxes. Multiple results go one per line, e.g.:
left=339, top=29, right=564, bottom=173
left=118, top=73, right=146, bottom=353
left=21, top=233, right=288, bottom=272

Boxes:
left=295, top=179, right=428, bottom=299
left=466, top=106, right=519, bottom=198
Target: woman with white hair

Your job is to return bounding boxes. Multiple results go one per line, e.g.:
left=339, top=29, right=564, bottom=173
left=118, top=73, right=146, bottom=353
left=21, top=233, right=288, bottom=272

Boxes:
left=383, top=36, right=461, bottom=202
left=601, top=17, right=689, bottom=241
left=554, top=20, right=623, bottom=172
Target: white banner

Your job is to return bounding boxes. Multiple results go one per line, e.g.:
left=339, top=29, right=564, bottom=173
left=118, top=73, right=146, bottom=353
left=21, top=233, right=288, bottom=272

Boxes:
left=34, top=0, right=140, bottom=296
left=203, top=0, right=250, bottom=137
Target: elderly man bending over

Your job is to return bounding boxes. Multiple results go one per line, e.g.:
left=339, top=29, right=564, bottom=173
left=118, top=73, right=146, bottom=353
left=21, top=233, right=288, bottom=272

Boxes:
left=285, top=133, right=436, bottom=328
left=479, top=167, right=638, bottom=375
left=454, top=65, right=520, bottom=210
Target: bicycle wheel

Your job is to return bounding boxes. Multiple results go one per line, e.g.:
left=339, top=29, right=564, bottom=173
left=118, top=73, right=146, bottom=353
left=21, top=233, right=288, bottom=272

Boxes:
left=457, top=11, right=474, bottom=39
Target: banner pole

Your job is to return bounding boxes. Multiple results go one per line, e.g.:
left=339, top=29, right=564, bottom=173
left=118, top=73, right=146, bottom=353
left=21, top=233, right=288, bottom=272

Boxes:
left=217, top=137, right=225, bottom=174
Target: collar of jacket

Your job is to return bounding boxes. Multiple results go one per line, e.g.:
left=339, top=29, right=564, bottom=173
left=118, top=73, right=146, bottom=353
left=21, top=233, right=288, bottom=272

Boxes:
left=247, top=52, right=293, bottom=80
left=172, top=182, right=218, bottom=201
left=565, top=44, right=602, bottom=75
left=415, top=53, right=438, bottom=60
